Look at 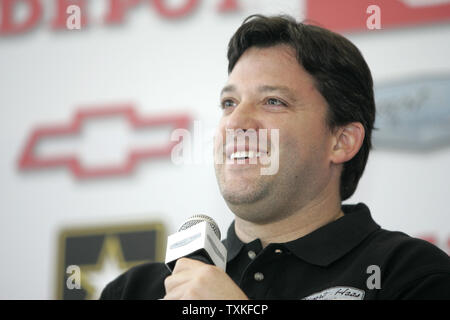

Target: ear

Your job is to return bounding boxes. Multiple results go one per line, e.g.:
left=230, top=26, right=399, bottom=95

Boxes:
left=330, top=122, right=365, bottom=165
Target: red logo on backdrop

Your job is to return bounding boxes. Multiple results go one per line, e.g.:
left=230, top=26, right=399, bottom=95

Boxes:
left=0, top=0, right=239, bottom=35
left=18, top=105, right=191, bottom=178
left=306, top=0, right=450, bottom=33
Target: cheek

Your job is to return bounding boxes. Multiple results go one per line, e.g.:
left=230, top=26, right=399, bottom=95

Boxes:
left=213, top=121, right=226, bottom=148
left=213, top=123, right=227, bottom=165
left=279, top=123, right=330, bottom=165
left=280, top=134, right=304, bottom=167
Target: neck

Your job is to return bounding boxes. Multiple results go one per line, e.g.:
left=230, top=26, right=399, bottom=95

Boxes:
left=234, top=185, right=343, bottom=248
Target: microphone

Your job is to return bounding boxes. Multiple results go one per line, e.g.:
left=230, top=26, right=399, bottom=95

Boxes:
left=165, top=214, right=228, bottom=272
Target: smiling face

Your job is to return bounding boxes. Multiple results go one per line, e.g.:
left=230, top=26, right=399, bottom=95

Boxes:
left=214, top=45, right=339, bottom=224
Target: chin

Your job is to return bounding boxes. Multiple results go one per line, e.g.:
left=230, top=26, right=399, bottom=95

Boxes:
left=220, top=177, right=269, bottom=202
left=222, top=186, right=274, bottom=217
left=230, top=205, right=280, bottom=225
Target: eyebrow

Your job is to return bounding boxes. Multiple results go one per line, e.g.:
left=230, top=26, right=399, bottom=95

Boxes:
left=220, top=84, right=298, bottom=103
left=220, top=84, right=236, bottom=96
left=258, top=85, right=298, bottom=102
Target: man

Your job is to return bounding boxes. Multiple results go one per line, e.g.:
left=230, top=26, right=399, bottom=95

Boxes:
left=101, top=14, right=450, bottom=300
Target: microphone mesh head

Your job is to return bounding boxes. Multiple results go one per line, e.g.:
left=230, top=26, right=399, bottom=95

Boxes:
left=178, top=214, right=221, bottom=240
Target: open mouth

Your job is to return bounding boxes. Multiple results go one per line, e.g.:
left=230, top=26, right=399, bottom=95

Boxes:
left=229, top=151, right=266, bottom=160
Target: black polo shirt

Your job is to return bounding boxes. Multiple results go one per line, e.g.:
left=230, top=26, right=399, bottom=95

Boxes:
left=100, top=203, right=450, bottom=300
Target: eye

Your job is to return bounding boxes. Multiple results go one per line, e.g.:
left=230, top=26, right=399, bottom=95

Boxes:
left=220, top=99, right=237, bottom=109
left=266, top=98, right=287, bottom=107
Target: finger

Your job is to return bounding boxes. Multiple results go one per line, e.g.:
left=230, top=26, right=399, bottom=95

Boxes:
left=162, top=284, right=182, bottom=300
left=165, top=258, right=204, bottom=292
left=163, top=285, right=186, bottom=300
left=164, top=272, right=191, bottom=293
left=172, top=257, right=206, bottom=273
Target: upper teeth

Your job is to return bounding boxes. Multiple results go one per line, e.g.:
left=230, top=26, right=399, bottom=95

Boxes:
left=230, top=151, right=262, bottom=159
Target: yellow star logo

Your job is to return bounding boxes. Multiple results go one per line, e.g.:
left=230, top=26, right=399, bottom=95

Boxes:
left=80, top=236, right=130, bottom=300
left=57, top=222, right=166, bottom=300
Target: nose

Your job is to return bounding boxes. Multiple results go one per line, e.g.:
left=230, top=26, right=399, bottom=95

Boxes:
left=224, top=100, right=260, bottom=132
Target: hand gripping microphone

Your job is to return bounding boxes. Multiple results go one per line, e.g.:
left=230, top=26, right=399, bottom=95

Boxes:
left=165, top=214, right=227, bottom=272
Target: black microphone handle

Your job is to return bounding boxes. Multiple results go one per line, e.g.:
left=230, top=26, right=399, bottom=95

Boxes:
left=167, top=248, right=214, bottom=272
left=185, top=252, right=214, bottom=265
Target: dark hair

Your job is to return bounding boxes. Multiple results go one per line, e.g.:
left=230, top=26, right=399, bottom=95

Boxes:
left=227, top=14, right=375, bottom=201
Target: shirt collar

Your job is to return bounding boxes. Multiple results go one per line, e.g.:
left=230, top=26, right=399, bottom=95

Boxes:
left=223, top=203, right=380, bottom=266
left=223, top=220, right=245, bottom=262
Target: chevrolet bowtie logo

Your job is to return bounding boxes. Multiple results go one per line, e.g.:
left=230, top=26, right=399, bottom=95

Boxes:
left=18, top=104, right=191, bottom=178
